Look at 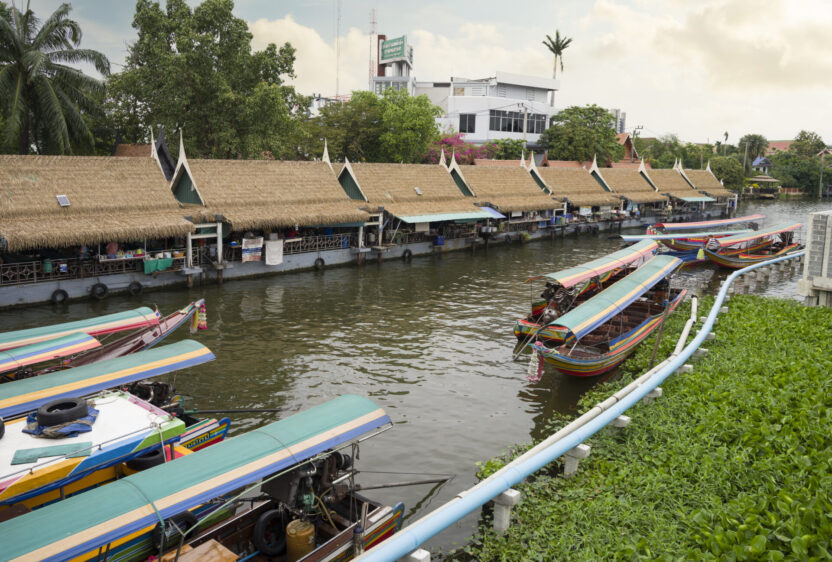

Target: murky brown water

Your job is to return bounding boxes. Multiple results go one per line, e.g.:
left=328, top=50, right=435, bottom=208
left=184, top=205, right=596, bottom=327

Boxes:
left=1, top=198, right=828, bottom=552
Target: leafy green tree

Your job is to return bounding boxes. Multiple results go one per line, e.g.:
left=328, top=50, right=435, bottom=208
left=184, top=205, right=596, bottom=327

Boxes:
left=0, top=2, right=110, bottom=154
left=737, top=133, right=768, bottom=169
left=493, top=138, right=525, bottom=160
left=308, top=91, right=383, bottom=162
left=541, top=30, right=571, bottom=106
left=377, top=88, right=441, bottom=163
left=769, top=151, right=825, bottom=195
left=107, top=0, right=307, bottom=159
left=790, top=130, right=826, bottom=157
left=683, top=142, right=714, bottom=170
left=539, top=105, right=623, bottom=163
left=709, top=156, right=744, bottom=189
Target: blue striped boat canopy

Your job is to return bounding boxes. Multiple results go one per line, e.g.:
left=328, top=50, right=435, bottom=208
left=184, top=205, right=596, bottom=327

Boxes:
left=0, top=339, right=214, bottom=419
left=546, top=255, right=682, bottom=342
left=0, top=307, right=159, bottom=351
left=651, top=213, right=765, bottom=231
left=0, top=333, right=101, bottom=375
left=0, top=394, right=392, bottom=562
left=714, top=222, right=801, bottom=248
left=619, top=229, right=752, bottom=242
left=527, top=240, right=658, bottom=286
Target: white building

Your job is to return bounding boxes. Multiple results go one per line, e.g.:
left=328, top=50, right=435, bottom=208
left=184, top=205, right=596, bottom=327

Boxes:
left=415, top=71, right=560, bottom=147
left=371, top=35, right=416, bottom=96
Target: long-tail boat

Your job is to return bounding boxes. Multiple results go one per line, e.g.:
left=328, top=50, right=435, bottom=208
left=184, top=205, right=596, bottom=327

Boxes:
left=1, top=394, right=404, bottom=562
left=702, top=222, right=803, bottom=269
left=0, top=306, right=160, bottom=352
left=639, top=213, right=765, bottom=251
left=0, top=300, right=205, bottom=382
left=0, top=341, right=223, bottom=512
left=514, top=240, right=659, bottom=345
left=532, top=255, right=685, bottom=377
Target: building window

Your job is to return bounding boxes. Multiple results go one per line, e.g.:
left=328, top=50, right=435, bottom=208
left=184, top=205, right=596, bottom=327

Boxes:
left=459, top=114, right=476, bottom=133
left=453, top=87, right=465, bottom=96
left=488, top=110, right=549, bottom=134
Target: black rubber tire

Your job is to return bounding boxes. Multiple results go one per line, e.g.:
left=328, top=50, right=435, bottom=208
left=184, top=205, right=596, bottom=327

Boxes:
left=152, top=511, right=198, bottom=551
left=90, top=283, right=109, bottom=300
left=252, top=509, right=287, bottom=557
left=50, top=289, right=68, bottom=304
left=126, top=447, right=165, bottom=471
left=314, top=258, right=325, bottom=270
left=36, top=397, right=88, bottom=426
left=402, top=249, right=413, bottom=261
left=127, top=281, right=143, bottom=296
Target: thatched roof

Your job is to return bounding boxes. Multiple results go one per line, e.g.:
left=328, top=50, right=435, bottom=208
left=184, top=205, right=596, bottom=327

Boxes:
left=684, top=169, right=735, bottom=199
left=645, top=169, right=694, bottom=192
left=598, top=168, right=668, bottom=203
left=181, top=160, right=369, bottom=231
left=0, top=155, right=194, bottom=251
left=457, top=167, right=560, bottom=212
left=112, top=144, right=152, bottom=158
left=346, top=162, right=479, bottom=217
left=534, top=168, right=621, bottom=206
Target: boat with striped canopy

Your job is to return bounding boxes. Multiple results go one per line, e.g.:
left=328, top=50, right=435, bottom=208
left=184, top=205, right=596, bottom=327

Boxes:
left=643, top=213, right=765, bottom=251
left=0, top=300, right=205, bottom=382
left=0, top=307, right=160, bottom=352
left=514, top=240, right=659, bottom=344
left=0, top=339, right=215, bottom=420
left=0, top=394, right=403, bottom=562
left=0, top=333, right=102, bottom=380
left=703, top=222, right=803, bottom=269
left=532, top=255, right=685, bottom=377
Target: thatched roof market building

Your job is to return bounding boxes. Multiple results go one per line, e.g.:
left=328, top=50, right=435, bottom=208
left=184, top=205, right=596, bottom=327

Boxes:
left=595, top=165, right=668, bottom=205
left=337, top=161, right=493, bottom=222
left=683, top=167, right=735, bottom=200
left=169, top=159, right=369, bottom=231
left=646, top=168, right=715, bottom=204
left=449, top=163, right=561, bottom=213
left=0, top=155, right=194, bottom=252
left=530, top=166, right=621, bottom=207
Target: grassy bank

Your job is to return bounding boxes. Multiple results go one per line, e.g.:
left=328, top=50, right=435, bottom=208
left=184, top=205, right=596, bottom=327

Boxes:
left=457, top=295, right=832, bottom=560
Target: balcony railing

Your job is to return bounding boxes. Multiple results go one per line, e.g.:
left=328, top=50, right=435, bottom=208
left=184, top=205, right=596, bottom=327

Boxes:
left=0, top=255, right=186, bottom=287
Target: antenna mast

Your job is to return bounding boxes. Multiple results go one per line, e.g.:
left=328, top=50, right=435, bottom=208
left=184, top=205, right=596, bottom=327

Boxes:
left=369, top=8, right=377, bottom=91
left=335, top=0, right=341, bottom=100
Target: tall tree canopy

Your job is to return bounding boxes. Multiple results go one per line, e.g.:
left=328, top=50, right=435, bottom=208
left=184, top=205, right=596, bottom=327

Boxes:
left=542, top=30, right=571, bottom=106
left=737, top=133, right=768, bottom=168
left=309, top=88, right=440, bottom=163
left=539, top=104, right=623, bottom=163
left=0, top=1, right=110, bottom=154
left=769, top=151, right=825, bottom=196
left=709, top=156, right=744, bottom=190
left=108, top=0, right=307, bottom=159
left=789, top=130, right=826, bottom=158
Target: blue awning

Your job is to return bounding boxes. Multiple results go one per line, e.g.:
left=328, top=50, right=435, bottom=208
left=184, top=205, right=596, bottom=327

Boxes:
left=478, top=206, right=507, bottom=219
left=395, top=210, right=495, bottom=223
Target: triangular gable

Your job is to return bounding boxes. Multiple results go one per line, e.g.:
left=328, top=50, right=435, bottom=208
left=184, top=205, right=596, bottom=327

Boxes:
left=169, top=131, right=206, bottom=207
left=336, top=157, right=369, bottom=202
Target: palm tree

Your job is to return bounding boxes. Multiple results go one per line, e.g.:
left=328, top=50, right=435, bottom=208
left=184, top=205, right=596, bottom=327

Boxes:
left=0, top=2, right=110, bottom=154
left=542, top=30, right=572, bottom=107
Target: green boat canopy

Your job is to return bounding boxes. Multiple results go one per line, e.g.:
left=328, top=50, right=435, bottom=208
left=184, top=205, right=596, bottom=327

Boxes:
left=0, top=394, right=391, bottom=562
left=546, top=254, right=682, bottom=342
left=0, top=307, right=159, bottom=352
left=527, top=239, right=659, bottom=287
left=0, top=339, right=214, bottom=419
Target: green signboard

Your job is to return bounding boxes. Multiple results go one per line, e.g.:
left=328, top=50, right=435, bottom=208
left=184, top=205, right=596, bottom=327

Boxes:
left=380, top=35, right=407, bottom=63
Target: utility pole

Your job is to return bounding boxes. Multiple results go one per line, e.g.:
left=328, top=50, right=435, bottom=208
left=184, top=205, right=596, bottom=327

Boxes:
left=742, top=141, right=749, bottom=174
left=631, top=125, right=643, bottom=163
left=335, top=0, right=341, bottom=100
left=522, top=105, right=529, bottom=151
left=819, top=150, right=826, bottom=200
left=368, top=9, right=376, bottom=91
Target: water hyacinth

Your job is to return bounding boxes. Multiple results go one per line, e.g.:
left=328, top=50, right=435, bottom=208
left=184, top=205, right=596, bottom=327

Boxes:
left=453, top=295, right=832, bottom=560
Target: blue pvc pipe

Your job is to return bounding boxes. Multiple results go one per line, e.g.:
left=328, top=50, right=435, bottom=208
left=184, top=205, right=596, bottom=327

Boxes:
left=360, top=252, right=804, bottom=562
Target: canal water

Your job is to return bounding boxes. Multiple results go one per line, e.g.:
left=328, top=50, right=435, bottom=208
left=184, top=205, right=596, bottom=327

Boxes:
left=0, top=198, right=829, bottom=552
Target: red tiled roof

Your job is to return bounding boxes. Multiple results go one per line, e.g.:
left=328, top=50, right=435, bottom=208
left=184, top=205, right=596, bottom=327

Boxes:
left=616, top=133, right=629, bottom=144
left=765, top=140, right=793, bottom=154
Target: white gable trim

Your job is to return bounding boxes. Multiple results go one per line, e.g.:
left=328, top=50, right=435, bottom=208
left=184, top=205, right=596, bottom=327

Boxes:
left=169, top=129, right=206, bottom=206
left=338, top=157, right=369, bottom=202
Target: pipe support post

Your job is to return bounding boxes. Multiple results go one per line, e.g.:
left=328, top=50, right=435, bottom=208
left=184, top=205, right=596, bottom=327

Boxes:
left=642, top=387, right=663, bottom=405
left=398, top=549, right=431, bottom=562
left=493, top=488, right=522, bottom=534
left=563, top=444, right=591, bottom=477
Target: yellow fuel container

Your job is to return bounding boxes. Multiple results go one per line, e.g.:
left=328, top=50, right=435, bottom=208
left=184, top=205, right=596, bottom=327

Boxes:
left=286, top=519, right=315, bottom=562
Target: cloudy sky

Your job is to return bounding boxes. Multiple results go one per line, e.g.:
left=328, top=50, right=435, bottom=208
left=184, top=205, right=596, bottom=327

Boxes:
left=23, top=0, right=832, bottom=144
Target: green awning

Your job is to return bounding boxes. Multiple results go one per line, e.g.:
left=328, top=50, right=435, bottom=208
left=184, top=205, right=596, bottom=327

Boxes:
left=395, top=210, right=494, bottom=223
